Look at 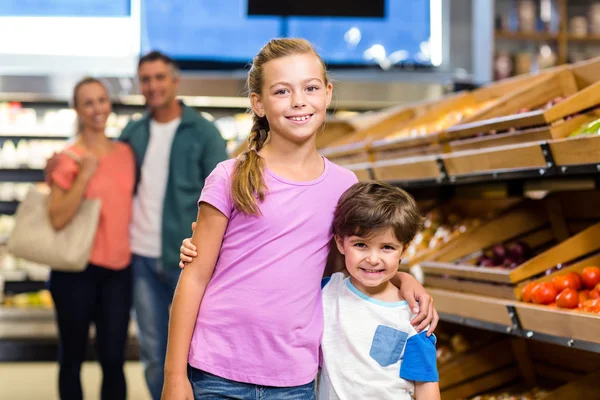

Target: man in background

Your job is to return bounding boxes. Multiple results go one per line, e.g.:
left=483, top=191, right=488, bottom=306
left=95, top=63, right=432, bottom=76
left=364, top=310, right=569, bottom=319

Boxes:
left=119, top=51, right=228, bottom=400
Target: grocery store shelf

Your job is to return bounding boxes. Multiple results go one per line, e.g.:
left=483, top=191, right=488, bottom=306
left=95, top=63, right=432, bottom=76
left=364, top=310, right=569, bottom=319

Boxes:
left=0, top=135, right=69, bottom=141
left=0, top=168, right=44, bottom=182
left=359, top=140, right=600, bottom=194
left=431, top=288, right=600, bottom=354
left=0, top=308, right=141, bottom=361
left=495, top=30, right=559, bottom=41
left=568, top=34, right=600, bottom=42
left=4, top=279, right=47, bottom=294
left=0, top=200, right=18, bottom=214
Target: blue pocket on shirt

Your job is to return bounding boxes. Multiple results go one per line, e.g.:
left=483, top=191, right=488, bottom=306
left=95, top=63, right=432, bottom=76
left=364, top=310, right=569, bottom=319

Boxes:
left=369, top=325, right=408, bottom=367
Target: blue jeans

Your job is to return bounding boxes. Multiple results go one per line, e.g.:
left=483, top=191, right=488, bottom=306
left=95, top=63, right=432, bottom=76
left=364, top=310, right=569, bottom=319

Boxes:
left=188, top=366, right=316, bottom=400
left=132, top=254, right=181, bottom=400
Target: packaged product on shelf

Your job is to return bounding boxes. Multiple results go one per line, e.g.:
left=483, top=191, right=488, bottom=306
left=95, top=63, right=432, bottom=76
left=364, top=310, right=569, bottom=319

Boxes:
left=0, top=140, right=18, bottom=168
left=2, top=289, right=53, bottom=309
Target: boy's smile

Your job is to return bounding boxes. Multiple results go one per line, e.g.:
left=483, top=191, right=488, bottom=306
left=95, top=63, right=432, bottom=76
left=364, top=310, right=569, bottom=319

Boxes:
left=335, top=228, right=405, bottom=295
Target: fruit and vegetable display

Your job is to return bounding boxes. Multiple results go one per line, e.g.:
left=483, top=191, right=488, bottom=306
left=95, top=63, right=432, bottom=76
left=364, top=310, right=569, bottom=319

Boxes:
left=472, top=241, right=533, bottom=269
left=405, top=209, right=482, bottom=261
left=569, top=115, right=600, bottom=137
left=469, top=387, right=551, bottom=400
left=1, top=289, right=53, bottom=309
left=521, top=266, right=600, bottom=313
left=473, top=96, right=566, bottom=138
left=387, top=100, right=498, bottom=140
left=435, top=332, right=472, bottom=366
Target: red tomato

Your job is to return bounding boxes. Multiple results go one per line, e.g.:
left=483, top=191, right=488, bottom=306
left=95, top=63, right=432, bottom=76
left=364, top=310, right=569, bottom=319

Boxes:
left=579, top=290, right=590, bottom=305
left=582, top=299, right=600, bottom=313
left=581, top=266, right=600, bottom=289
left=565, top=272, right=583, bottom=290
left=590, top=287, right=600, bottom=300
left=532, top=283, right=558, bottom=305
left=556, top=288, right=579, bottom=309
left=552, top=273, right=582, bottom=292
left=521, top=282, right=537, bottom=303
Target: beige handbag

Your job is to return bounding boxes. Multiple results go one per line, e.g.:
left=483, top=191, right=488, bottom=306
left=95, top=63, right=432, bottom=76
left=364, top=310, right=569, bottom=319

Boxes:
left=7, top=151, right=102, bottom=272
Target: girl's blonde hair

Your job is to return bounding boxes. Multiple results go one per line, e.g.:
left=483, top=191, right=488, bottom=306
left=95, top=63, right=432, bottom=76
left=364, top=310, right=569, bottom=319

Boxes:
left=231, top=38, right=329, bottom=215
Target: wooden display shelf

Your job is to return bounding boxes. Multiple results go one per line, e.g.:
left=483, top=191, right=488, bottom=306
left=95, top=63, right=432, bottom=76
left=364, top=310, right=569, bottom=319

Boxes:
left=550, top=134, right=600, bottom=167
left=543, top=369, right=600, bottom=400
left=442, top=141, right=548, bottom=178
left=423, top=221, right=600, bottom=291
left=430, top=289, right=514, bottom=327
left=443, top=57, right=600, bottom=141
left=404, top=198, right=523, bottom=266
left=322, top=68, right=560, bottom=162
left=495, top=30, right=559, bottom=41
left=418, top=194, right=600, bottom=298
left=371, top=155, right=441, bottom=182
left=568, top=34, right=600, bottom=42
left=515, top=303, right=600, bottom=346
left=439, top=338, right=515, bottom=390
left=441, top=367, right=521, bottom=400
left=446, top=111, right=599, bottom=153
left=420, top=204, right=548, bottom=265
left=319, top=102, right=424, bottom=158
left=369, top=69, right=561, bottom=153
left=344, top=162, right=372, bottom=182
left=429, top=288, right=600, bottom=354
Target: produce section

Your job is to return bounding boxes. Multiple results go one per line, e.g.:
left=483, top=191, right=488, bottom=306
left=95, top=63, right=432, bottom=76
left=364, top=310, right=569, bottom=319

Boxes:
left=316, top=55, right=600, bottom=397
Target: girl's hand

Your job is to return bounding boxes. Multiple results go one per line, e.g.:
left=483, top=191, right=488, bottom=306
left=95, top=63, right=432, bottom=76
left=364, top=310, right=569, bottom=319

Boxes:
left=161, top=373, right=194, bottom=400
left=179, top=222, right=198, bottom=269
left=396, top=272, right=439, bottom=335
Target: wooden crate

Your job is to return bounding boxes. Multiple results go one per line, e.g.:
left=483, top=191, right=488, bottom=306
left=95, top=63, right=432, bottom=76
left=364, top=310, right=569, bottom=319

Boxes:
left=515, top=303, right=600, bottom=345
left=323, top=67, right=559, bottom=163
left=319, top=102, right=424, bottom=161
left=405, top=198, right=523, bottom=266
left=371, top=155, right=441, bottom=182
left=514, top=251, right=600, bottom=300
left=446, top=111, right=600, bottom=153
left=550, top=134, right=600, bottom=167
left=344, top=162, right=373, bottom=182
left=419, top=195, right=600, bottom=299
left=442, top=141, right=548, bottom=178
left=369, top=67, right=565, bottom=152
left=443, top=57, right=600, bottom=141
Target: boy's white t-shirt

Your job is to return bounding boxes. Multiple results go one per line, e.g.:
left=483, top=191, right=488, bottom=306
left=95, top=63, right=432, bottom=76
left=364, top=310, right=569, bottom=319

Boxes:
left=319, top=273, right=438, bottom=400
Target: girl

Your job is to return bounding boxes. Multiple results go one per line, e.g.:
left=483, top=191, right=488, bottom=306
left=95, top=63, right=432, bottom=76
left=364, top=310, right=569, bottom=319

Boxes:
left=48, top=77, right=136, bottom=400
left=163, top=38, right=437, bottom=400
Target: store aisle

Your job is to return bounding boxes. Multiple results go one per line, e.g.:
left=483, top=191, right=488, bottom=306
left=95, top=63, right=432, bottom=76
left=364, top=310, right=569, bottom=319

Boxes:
left=0, top=361, right=151, bottom=400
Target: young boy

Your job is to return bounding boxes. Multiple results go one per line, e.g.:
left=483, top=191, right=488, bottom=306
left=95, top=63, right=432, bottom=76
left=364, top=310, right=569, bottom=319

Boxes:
left=319, top=181, right=439, bottom=400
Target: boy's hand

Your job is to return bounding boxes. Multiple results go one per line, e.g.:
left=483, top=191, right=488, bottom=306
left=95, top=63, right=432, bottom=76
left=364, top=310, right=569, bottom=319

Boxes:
left=179, top=222, right=197, bottom=269
left=395, top=272, right=439, bottom=335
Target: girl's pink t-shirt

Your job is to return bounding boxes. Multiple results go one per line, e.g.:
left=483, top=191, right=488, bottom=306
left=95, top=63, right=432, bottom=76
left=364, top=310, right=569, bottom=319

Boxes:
left=189, top=157, right=357, bottom=386
left=49, top=142, right=135, bottom=270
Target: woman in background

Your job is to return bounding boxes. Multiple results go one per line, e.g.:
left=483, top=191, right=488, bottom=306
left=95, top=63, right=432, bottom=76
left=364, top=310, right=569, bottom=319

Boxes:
left=47, top=77, right=136, bottom=400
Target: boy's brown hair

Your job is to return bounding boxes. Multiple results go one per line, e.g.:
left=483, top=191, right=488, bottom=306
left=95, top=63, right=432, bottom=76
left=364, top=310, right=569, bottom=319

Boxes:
left=333, top=181, right=424, bottom=245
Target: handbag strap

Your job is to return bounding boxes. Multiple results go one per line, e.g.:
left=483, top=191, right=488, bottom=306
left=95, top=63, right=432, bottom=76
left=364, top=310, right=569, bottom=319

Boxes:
left=62, top=148, right=82, bottom=163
